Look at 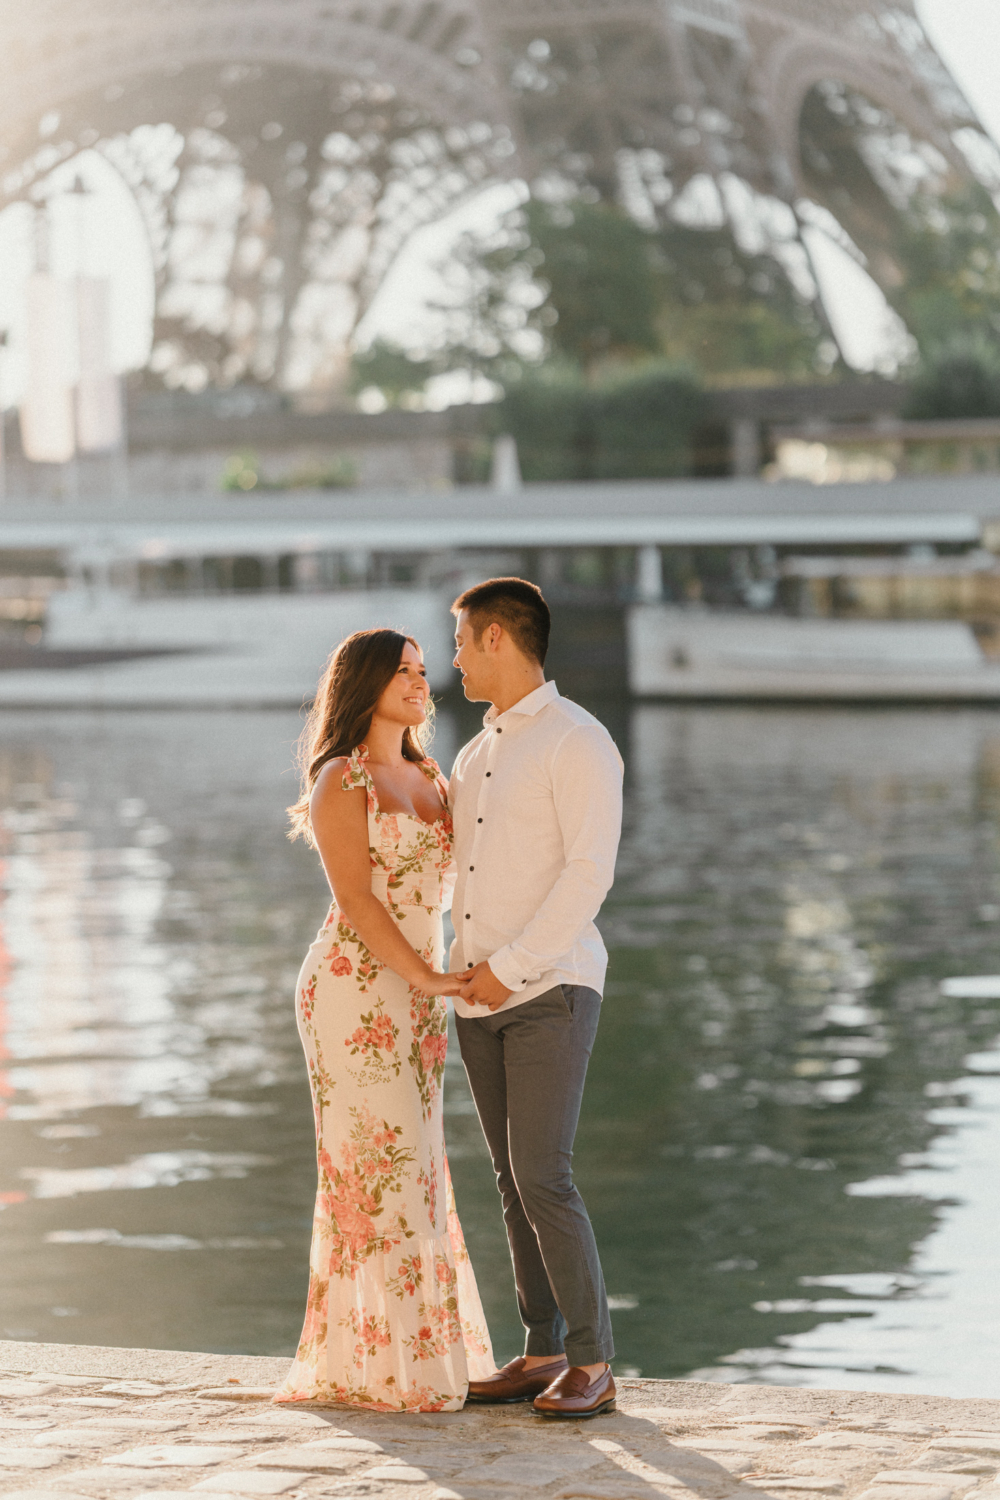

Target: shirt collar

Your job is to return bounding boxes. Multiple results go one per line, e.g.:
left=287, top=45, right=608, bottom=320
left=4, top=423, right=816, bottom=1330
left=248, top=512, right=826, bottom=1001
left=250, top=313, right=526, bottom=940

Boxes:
left=484, top=680, right=559, bottom=727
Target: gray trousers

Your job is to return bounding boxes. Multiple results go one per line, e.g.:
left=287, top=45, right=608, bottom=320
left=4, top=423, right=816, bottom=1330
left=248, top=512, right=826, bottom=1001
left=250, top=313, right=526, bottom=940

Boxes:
left=455, top=984, right=614, bottom=1366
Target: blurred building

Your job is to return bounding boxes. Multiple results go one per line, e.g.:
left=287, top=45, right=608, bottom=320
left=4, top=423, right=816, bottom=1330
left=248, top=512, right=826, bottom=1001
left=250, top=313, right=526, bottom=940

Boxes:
left=1, top=475, right=1000, bottom=703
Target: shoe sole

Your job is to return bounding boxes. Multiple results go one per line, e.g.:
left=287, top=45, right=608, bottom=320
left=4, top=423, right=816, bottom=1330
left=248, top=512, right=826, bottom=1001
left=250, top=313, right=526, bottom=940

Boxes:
left=535, top=1398, right=617, bottom=1419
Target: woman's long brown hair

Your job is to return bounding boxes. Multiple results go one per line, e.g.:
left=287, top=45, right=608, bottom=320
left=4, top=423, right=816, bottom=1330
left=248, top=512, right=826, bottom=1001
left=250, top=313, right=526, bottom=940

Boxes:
left=288, top=628, right=432, bottom=846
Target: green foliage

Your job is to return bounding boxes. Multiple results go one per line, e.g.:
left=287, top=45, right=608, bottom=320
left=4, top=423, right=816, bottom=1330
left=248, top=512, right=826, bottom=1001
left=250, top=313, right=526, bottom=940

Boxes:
left=887, top=186, right=1000, bottom=356
left=448, top=196, right=834, bottom=386
left=221, top=452, right=261, bottom=491
left=349, top=339, right=435, bottom=405
left=499, top=367, right=587, bottom=481
left=652, top=225, right=834, bottom=380
left=284, top=456, right=358, bottom=490
left=220, top=451, right=357, bottom=492
left=867, top=183, right=1000, bottom=418
left=903, top=338, right=1000, bottom=420
left=500, top=361, right=706, bottom=481
left=524, top=200, right=661, bottom=371
left=591, top=363, right=709, bottom=478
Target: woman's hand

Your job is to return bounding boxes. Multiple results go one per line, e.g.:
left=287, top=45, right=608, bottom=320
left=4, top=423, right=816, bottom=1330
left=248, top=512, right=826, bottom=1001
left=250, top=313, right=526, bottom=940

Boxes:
left=413, top=970, right=465, bottom=997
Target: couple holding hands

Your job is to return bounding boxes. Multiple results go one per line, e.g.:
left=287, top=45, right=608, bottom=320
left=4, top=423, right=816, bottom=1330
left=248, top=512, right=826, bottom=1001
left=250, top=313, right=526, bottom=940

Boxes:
left=276, top=577, right=623, bottom=1418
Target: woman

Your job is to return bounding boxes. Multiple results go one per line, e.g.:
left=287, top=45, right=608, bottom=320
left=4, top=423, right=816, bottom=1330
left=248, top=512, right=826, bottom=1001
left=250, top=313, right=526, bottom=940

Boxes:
left=276, top=628, right=493, bottom=1411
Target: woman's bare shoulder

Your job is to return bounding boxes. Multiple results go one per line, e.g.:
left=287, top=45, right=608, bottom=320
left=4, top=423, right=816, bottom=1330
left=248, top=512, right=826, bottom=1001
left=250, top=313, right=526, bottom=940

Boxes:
left=313, top=755, right=350, bottom=786
left=311, top=758, right=365, bottom=812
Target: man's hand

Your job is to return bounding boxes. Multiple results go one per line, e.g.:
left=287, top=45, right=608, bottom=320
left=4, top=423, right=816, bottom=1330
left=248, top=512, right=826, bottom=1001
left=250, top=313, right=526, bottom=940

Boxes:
left=459, top=961, right=513, bottom=1012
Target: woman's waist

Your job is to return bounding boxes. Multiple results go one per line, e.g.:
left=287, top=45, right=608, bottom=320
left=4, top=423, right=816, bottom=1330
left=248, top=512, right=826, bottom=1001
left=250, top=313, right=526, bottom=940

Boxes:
left=313, top=898, right=443, bottom=946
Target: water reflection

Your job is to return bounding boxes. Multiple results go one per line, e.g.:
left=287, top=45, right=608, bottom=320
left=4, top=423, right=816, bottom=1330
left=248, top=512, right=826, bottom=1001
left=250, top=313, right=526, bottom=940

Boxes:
left=1, top=706, right=1000, bottom=1392
left=0, top=711, right=321, bottom=1353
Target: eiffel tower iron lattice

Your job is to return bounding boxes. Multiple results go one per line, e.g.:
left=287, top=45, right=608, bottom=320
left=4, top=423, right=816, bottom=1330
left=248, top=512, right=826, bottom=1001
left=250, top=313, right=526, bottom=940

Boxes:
left=0, top=0, right=995, bottom=393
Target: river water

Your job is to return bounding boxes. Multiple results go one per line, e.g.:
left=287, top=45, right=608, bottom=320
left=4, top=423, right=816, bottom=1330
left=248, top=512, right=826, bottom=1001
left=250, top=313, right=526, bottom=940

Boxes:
left=2, top=704, right=1000, bottom=1395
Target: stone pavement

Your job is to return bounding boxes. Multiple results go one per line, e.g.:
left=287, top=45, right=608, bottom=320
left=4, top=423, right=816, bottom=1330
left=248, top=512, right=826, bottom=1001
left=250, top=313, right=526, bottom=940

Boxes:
left=2, top=1343, right=1000, bottom=1500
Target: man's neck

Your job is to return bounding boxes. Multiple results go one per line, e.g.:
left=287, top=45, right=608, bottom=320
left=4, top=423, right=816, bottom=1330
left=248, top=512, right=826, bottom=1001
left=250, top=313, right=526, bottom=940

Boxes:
left=489, top=672, right=547, bottom=717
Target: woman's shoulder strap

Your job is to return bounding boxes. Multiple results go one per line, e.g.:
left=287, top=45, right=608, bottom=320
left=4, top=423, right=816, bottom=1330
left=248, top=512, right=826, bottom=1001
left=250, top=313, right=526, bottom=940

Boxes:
left=418, top=754, right=447, bottom=785
left=343, top=745, right=377, bottom=806
left=419, top=756, right=449, bottom=807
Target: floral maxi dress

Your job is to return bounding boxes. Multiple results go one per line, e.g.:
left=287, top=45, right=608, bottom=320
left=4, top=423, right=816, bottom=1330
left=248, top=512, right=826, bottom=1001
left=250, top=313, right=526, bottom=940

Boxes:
left=276, top=746, right=493, bottom=1411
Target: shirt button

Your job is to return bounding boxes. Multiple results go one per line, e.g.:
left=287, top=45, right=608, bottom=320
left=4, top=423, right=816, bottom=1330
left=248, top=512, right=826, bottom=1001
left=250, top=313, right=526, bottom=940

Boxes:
left=465, top=913, right=471, bottom=919
left=496, top=727, right=502, bottom=733
left=468, top=962, right=473, bottom=968
left=477, top=817, right=483, bottom=823
left=485, top=772, right=491, bottom=777
left=469, top=865, right=474, bottom=871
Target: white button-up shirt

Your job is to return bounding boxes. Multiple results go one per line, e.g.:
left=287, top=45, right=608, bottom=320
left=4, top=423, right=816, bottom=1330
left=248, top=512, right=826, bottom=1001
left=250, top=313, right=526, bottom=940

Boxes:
left=448, top=680, right=624, bottom=1017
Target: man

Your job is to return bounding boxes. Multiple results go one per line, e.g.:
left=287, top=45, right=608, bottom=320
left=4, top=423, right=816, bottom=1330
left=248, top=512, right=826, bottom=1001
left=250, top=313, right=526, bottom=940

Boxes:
left=448, top=577, right=623, bottom=1419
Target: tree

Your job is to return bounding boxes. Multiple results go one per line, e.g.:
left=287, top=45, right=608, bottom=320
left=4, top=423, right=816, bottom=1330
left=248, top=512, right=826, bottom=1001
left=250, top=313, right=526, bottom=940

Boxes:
left=500, top=361, right=706, bottom=481
left=525, top=200, right=661, bottom=372
left=651, top=225, right=835, bottom=382
left=888, top=185, right=1000, bottom=356
left=442, top=197, right=836, bottom=386
left=903, top=338, right=1000, bottom=420
left=348, top=339, right=436, bottom=407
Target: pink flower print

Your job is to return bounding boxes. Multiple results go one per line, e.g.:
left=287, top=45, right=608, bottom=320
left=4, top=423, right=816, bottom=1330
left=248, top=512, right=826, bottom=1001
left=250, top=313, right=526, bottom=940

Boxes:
left=348, top=1014, right=395, bottom=1053
left=420, top=1033, right=448, bottom=1075
left=299, top=975, right=317, bottom=1022
left=340, top=1307, right=393, bottom=1368
left=372, top=1016, right=395, bottom=1049
left=330, top=954, right=353, bottom=977
left=345, top=1009, right=401, bottom=1080
left=387, top=1253, right=423, bottom=1300
left=298, top=1272, right=328, bottom=1353
left=403, top=1296, right=463, bottom=1360
left=331, top=1197, right=376, bottom=1257
left=417, top=1160, right=439, bottom=1226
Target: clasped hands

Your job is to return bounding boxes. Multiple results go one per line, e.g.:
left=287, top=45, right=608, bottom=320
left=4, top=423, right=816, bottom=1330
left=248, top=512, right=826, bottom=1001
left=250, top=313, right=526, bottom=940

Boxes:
left=417, top=960, right=513, bottom=1012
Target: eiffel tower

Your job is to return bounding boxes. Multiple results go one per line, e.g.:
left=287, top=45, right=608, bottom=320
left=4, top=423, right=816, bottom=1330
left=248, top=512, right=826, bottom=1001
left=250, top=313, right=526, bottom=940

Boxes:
left=0, top=0, right=992, bottom=394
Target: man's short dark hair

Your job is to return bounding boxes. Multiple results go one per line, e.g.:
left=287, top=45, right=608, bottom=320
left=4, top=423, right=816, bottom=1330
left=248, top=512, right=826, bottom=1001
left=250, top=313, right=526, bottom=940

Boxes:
left=451, top=577, right=551, bottom=667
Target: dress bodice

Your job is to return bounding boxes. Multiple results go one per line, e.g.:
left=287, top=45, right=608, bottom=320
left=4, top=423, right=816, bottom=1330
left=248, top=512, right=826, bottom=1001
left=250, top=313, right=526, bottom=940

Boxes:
left=338, top=744, right=454, bottom=912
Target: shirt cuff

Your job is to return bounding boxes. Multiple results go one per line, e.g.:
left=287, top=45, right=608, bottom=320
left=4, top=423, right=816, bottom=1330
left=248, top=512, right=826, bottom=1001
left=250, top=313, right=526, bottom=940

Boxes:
left=487, top=946, right=535, bottom=992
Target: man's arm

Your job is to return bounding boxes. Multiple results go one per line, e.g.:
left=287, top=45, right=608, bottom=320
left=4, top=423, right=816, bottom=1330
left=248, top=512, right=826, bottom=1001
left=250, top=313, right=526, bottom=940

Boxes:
left=481, top=724, right=623, bottom=995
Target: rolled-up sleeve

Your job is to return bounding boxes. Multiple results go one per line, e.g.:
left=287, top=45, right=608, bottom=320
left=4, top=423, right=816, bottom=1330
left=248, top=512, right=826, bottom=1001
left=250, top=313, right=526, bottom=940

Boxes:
left=487, top=725, right=623, bottom=991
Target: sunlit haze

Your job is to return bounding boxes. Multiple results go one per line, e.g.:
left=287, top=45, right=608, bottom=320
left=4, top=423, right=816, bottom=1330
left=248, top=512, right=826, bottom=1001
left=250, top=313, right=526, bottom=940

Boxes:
left=0, top=2, right=997, bottom=399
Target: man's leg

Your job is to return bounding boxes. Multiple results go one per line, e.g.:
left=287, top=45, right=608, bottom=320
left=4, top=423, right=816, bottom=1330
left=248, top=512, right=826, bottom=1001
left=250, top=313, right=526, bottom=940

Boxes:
left=500, top=986, right=614, bottom=1368
left=456, top=1010, right=567, bottom=1356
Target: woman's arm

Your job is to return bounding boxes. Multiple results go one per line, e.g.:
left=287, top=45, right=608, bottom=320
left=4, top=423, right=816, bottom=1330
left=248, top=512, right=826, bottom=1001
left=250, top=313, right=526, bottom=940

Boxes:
left=311, top=763, right=462, bottom=996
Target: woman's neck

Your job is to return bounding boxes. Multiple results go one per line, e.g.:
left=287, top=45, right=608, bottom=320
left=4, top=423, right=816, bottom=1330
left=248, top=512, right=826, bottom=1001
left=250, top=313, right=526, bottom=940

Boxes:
left=363, top=717, right=408, bottom=767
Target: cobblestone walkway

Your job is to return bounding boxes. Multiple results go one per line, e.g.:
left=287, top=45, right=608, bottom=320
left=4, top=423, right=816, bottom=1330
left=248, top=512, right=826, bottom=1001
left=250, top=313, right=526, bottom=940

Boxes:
left=1, top=1344, right=1000, bottom=1500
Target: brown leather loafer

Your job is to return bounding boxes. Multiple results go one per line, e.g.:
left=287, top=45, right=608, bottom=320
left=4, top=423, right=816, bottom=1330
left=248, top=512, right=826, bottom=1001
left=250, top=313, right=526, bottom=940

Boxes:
left=466, top=1354, right=569, bottom=1404
left=532, top=1364, right=616, bottom=1418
